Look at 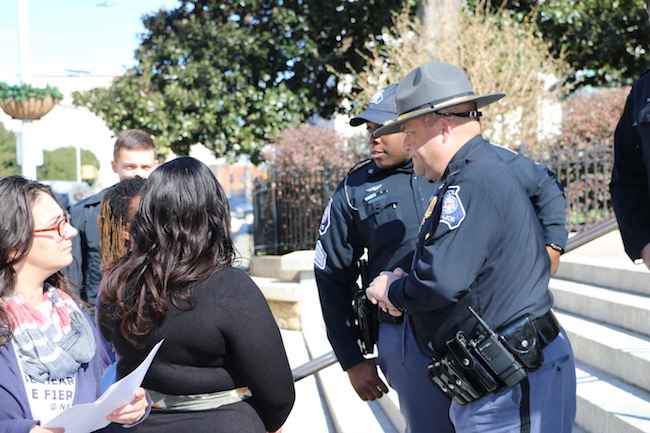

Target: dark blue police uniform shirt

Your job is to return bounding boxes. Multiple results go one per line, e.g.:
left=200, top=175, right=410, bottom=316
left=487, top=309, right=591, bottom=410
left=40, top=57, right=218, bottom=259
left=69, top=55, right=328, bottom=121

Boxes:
left=387, top=136, right=554, bottom=355
left=315, top=139, right=566, bottom=369
left=611, top=70, right=650, bottom=261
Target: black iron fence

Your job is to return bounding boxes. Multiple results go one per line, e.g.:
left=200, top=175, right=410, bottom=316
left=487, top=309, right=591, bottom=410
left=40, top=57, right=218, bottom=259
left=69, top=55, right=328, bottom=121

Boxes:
left=542, top=146, right=613, bottom=233
left=253, top=147, right=614, bottom=255
left=253, top=169, right=345, bottom=255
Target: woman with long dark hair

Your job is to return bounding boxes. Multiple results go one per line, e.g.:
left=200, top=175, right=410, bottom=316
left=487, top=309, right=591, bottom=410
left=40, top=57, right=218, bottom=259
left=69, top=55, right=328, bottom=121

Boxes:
left=0, top=176, right=148, bottom=433
left=98, top=157, right=295, bottom=433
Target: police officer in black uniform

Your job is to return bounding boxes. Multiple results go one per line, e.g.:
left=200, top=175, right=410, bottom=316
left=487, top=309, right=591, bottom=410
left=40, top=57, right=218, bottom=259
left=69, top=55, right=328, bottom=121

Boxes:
left=367, top=61, right=576, bottom=433
left=316, top=82, right=568, bottom=432
left=611, top=0, right=650, bottom=265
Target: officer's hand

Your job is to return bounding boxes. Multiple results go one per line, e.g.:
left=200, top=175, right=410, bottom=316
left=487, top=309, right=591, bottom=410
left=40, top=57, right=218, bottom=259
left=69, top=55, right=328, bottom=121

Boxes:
left=346, top=359, right=389, bottom=401
left=641, top=243, right=650, bottom=270
left=368, top=271, right=403, bottom=317
left=393, top=267, right=407, bottom=277
left=367, top=271, right=398, bottom=305
left=545, top=246, right=561, bottom=275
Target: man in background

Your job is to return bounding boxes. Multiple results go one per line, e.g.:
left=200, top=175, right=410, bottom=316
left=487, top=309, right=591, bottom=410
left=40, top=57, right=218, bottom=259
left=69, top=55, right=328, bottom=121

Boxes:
left=67, top=129, right=157, bottom=304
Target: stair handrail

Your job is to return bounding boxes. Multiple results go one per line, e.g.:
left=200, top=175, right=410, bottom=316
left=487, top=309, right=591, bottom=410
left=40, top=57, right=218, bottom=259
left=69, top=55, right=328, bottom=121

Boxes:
left=292, top=351, right=338, bottom=382
left=290, top=217, right=620, bottom=382
left=563, top=217, right=618, bottom=253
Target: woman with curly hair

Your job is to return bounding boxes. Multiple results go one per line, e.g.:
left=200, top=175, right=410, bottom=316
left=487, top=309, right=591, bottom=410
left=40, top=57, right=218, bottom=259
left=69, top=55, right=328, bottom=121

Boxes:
left=98, top=157, right=294, bottom=433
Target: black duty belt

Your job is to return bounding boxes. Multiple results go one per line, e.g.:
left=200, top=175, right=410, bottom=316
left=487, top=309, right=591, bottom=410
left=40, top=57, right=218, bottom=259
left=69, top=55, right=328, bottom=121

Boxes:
left=427, top=309, right=561, bottom=405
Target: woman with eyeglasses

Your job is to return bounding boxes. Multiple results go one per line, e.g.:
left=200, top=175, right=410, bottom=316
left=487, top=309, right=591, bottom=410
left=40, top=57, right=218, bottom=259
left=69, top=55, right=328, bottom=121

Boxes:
left=98, top=157, right=295, bottom=433
left=0, top=176, right=148, bottom=433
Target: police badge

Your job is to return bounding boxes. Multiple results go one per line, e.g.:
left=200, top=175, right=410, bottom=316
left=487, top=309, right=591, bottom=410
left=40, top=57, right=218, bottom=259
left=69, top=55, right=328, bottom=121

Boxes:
left=440, top=186, right=465, bottom=230
left=421, top=196, right=438, bottom=226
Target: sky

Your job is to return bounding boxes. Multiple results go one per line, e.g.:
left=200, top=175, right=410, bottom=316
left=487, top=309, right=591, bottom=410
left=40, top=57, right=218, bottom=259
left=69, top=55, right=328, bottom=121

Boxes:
left=0, top=0, right=179, bottom=81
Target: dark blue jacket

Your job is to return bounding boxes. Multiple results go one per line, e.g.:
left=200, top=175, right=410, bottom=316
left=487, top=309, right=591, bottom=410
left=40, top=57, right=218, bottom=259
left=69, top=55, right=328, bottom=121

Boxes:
left=67, top=189, right=108, bottom=305
left=0, top=318, right=112, bottom=433
left=611, top=70, right=650, bottom=261
left=315, top=142, right=566, bottom=369
left=388, top=136, right=553, bottom=354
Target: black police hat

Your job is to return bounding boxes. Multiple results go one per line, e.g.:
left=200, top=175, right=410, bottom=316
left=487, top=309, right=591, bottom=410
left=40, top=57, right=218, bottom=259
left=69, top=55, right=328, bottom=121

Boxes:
left=349, top=84, right=398, bottom=127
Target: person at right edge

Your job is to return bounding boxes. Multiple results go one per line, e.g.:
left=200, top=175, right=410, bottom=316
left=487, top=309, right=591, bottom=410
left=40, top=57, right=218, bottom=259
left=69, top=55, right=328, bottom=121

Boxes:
left=366, top=61, right=576, bottom=433
left=610, top=0, right=650, bottom=266
left=315, top=83, right=567, bottom=431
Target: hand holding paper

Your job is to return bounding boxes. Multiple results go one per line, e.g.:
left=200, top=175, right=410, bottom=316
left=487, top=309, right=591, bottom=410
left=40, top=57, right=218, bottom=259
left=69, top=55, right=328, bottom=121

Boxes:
left=44, top=339, right=163, bottom=433
left=106, top=387, right=148, bottom=424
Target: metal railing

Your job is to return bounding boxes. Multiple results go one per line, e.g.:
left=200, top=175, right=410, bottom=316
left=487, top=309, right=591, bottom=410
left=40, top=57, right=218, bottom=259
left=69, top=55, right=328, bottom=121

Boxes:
left=543, top=147, right=613, bottom=233
left=290, top=217, right=619, bottom=382
left=253, top=169, right=344, bottom=256
left=254, top=149, right=614, bottom=255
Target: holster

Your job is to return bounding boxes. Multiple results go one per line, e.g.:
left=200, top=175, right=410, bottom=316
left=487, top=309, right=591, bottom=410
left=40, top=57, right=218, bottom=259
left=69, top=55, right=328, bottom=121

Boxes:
left=352, top=290, right=378, bottom=355
left=352, top=259, right=379, bottom=355
left=427, top=332, right=500, bottom=405
left=498, top=309, right=560, bottom=370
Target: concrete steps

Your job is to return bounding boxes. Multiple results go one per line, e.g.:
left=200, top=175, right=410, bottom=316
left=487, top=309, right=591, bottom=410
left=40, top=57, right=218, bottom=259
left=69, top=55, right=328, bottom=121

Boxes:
left=256, top=243, right=650, bottom=433
left=280, top=330, right=332, bottom=433
left=253, top=276, right=303, bottom=330
left=552, top=231, right=650, bottom=433
left=300, top=276, right=401, bottom=433
left=575, top=362, right=650, bottom=433
left=556, top=310, right=650, bottom=393
left=556, top=257, right=650, bottom=297
left=551, top=279, right=650, bottom=336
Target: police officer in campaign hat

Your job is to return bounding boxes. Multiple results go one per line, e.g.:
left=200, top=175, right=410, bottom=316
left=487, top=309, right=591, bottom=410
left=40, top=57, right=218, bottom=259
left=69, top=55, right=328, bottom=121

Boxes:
left=366, top=61, right=576, bottom=433
left=611, top=0, right=650, bottom=266
left=316, top=79, right=569, bottom=431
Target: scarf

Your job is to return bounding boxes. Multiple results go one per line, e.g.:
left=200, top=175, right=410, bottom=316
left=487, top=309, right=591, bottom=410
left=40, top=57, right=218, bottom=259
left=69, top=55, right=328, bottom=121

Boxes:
left=4, top=285, right=96, bottom=382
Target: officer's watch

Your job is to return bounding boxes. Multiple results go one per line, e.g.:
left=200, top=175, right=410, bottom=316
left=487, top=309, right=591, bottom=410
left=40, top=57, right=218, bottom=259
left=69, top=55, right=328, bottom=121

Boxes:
left=546, top=243, right=565, bottom=254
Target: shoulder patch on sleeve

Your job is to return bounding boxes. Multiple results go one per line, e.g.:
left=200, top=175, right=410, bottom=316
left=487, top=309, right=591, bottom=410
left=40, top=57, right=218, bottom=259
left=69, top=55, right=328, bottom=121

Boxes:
left=319, top=198, right=333, bottom=236
left=314, top=240, right=327, bottom=270
left=440, top=186, right=466, bottom=230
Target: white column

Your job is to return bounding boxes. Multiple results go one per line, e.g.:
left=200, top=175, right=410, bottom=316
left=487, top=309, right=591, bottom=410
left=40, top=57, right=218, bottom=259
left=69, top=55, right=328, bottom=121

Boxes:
left=17, top=0, right=38, bottom=179
left=17, top=121, right=38, bottom=180
left=17, top=0, right=32, bottom=84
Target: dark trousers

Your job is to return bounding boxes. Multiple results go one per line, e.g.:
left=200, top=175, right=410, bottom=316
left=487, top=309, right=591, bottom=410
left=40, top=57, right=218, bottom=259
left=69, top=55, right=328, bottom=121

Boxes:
left=378, top=320, right=454, bottom=433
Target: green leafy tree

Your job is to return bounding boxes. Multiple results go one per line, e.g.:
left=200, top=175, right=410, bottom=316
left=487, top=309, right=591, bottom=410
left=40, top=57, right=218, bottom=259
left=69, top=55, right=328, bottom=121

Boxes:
left=0, top=123, right=19, bottom=176
left=37, top=147, right=99, bottom=181
left=474, top=0, right=650, bottom=86
left=74, top=0, right=412, bottom=162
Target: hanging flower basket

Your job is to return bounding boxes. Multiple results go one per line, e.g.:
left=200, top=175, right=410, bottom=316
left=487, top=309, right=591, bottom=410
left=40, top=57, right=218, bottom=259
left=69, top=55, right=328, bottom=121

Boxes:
left=0, top=96, right=58, bottom=120
left=0, top=82, right=63, bottom=121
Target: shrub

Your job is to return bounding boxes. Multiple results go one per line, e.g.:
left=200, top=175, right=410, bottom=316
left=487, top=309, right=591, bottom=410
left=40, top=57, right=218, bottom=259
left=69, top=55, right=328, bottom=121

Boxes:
left=343, top=0, right=571, bottom=153
left=254, top=125, right=365, bottom=254
left=557, top=87, right=630, bottom=155
left=264, top=125, right=361, bottom=176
